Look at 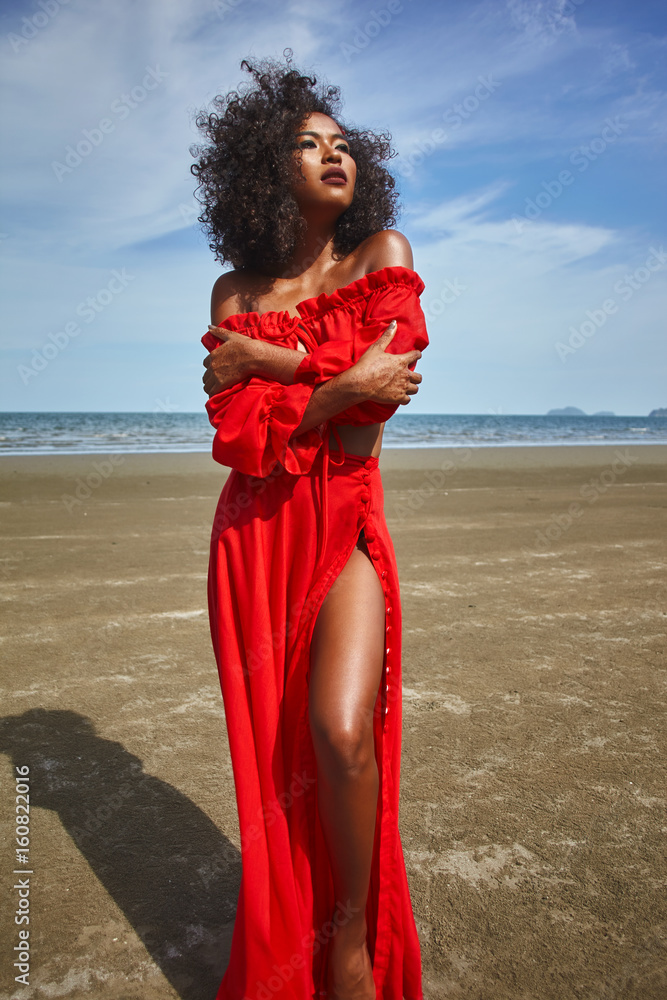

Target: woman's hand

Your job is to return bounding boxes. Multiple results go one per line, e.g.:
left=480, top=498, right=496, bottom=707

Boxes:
left=203, top=327, right=266, bottom=396
left=347, top=321, right=422, bottom=405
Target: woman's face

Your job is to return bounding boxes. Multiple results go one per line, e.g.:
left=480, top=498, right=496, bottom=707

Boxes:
left=290, top=112, right=357, bottom=216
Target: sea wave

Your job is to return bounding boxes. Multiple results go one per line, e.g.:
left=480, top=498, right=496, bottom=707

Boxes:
left=0, top=412, right=665, bottom=455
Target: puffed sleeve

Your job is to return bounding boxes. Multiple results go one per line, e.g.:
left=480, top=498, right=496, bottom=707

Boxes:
left=202, top=332, right=324, bottom=477
left=292, top=275, right=429, bottom=425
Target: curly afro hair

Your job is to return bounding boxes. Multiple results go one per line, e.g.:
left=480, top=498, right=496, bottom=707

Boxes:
left=189, top=49, right=400, bottom=276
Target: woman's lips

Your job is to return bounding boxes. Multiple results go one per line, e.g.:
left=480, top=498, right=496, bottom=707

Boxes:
left=321, top=176, right=347, bottom=184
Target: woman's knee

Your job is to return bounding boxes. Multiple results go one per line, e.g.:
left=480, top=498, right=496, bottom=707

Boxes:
left=309, top=710, right=375, bottom=776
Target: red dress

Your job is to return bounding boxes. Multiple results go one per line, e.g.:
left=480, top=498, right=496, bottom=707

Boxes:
left=201, top=266, right=429, bottom=1000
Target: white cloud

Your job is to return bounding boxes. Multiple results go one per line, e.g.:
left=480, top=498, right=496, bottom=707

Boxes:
left=406, top=185, right=665, bottom=413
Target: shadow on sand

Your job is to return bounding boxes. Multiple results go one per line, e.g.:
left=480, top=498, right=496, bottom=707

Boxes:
left=1, top=708, right=239, bottom=1000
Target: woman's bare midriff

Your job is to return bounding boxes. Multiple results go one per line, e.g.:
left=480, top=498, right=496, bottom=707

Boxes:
left=329, top=422, right=384, bottom=459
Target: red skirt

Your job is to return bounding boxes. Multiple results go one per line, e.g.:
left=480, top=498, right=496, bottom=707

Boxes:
left=207, top=440, right=423, bottom=999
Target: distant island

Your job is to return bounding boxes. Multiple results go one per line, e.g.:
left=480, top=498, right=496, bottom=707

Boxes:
left=547, top=407, right=586, bottom=416
left=547, top=407, right=664, bottom=417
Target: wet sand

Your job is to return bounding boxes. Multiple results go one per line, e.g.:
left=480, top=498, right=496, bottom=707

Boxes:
left=0, top=445, right=665, bottom=999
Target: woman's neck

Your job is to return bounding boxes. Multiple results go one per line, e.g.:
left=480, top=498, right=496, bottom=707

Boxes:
left=282, top=225, right=339, bottom=280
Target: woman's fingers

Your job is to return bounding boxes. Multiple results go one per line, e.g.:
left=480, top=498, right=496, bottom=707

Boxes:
left=203, top=334, right=252, bottom=394
left=207, top=324, right=230, bottom=341
left=372, top=320, right=397, bottom=349
left=202, top=353, right=223, bottom=394
left=203, top=365, right=226, bottom=395
left=397, top=368, right=422, bottom=402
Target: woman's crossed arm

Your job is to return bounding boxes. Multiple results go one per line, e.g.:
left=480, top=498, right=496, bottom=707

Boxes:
left=203, top=323, right=422, bottom=435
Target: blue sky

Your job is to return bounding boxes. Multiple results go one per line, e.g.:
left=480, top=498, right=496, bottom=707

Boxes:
left=1, top=0, right=665, bottom=415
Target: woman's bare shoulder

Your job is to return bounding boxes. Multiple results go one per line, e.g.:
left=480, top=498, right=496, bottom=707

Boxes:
left=325, top=231, right=414, bottom=290
left=358, top=229, right=414, bottom=275
left=210, top=269, right=256, bottom=324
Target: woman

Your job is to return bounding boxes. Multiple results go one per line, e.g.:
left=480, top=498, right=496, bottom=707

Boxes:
left=193, top=52, right=429, bottom=1000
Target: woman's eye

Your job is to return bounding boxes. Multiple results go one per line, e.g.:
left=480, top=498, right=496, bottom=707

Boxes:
left=297, top=140, right=349, bottom=153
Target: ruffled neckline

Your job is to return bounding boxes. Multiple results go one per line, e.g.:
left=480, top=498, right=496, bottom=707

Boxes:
left=214, top=265, right=425, bottom=332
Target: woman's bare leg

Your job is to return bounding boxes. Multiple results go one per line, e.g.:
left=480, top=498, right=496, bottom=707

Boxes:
left=309, top=530, right=385, bottom=999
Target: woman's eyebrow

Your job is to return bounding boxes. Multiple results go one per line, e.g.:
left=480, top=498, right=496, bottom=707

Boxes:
left=295, top=130, right=348, bottom=142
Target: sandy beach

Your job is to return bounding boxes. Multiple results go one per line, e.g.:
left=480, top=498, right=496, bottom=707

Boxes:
left=1, top=445, right=665, bottom=1000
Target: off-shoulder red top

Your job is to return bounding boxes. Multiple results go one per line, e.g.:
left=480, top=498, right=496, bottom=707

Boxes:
left=200, top=265, right=428, bottom=478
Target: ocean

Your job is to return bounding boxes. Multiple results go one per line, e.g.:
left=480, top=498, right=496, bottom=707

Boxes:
left=0, top=412, right=665, bottom=455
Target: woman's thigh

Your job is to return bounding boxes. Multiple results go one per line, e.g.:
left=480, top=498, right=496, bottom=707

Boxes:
left=308, top=531, right=385, bottom=759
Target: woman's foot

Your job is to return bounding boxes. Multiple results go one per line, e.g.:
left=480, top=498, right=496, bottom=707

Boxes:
left=326, top=925, right=376, bottom=1000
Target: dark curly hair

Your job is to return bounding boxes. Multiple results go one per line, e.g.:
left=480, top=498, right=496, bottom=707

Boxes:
left=189, top=49, right=400, bottom=275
